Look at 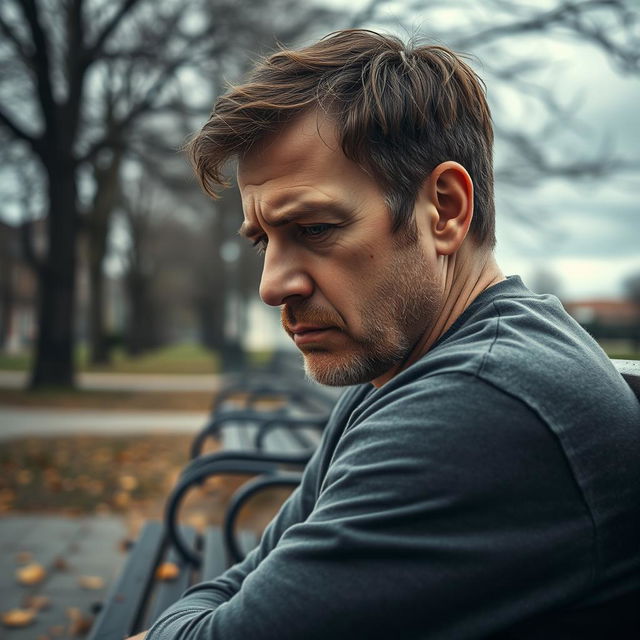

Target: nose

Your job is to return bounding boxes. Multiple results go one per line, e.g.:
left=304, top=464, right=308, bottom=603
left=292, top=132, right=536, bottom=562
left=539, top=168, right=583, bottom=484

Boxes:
left=259, top=244, right=314, bottom=306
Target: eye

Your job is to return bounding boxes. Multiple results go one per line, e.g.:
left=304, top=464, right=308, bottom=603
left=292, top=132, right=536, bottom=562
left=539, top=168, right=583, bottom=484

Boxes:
left=252, top=237, right=268, bottom=255
left=300, top=223, right=333, bottom=239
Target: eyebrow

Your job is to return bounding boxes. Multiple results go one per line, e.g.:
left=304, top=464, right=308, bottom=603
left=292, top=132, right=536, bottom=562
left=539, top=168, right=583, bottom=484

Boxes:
left=238, top=202, right=352, bottom=239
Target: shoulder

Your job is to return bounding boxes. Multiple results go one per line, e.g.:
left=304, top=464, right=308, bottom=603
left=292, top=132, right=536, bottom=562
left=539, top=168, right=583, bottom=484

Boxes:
left=327, top=373, right=568, bottom=498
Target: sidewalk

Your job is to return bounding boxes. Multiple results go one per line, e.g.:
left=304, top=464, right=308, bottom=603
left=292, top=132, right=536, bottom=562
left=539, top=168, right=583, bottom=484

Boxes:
left=0, top=514, right=127, bottom=639
left=0, top=370, right=222, bottom=392
left=0, top=370, right=215, bottom=441
left=0, top=406, right=207, bottom=441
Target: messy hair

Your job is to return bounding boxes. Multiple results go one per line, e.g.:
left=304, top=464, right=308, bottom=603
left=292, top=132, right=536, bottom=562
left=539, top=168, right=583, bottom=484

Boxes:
left=187, top=29, right=495, bottom=247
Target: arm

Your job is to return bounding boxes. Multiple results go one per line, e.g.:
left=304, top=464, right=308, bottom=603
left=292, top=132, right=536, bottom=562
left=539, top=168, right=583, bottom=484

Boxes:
left=146, top=374, right=593, bottom=639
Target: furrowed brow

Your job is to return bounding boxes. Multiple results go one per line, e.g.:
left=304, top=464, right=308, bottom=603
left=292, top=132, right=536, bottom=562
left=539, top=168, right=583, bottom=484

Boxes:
left=238, top=201, right=352, bottom=239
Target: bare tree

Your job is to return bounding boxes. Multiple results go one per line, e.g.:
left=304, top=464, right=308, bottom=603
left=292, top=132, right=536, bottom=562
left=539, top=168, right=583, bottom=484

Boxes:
left=0, top=0, right=214, bottom=386
left=0, top=0, right=341, bottom=387
left=353, top=0, right=640, bottom=192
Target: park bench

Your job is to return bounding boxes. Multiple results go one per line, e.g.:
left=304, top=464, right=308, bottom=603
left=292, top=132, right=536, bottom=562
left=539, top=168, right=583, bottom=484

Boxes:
left=193, top=351, right=339, bottom=455
left=86, top=359, right=640, bottom=640
left=88, top=356, right=338, bottom=639
left=87, top=447, right=313, bottom=640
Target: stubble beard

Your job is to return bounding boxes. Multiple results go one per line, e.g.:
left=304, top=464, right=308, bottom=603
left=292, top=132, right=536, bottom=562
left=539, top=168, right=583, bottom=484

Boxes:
left=281, top=243, right=439, bottom=387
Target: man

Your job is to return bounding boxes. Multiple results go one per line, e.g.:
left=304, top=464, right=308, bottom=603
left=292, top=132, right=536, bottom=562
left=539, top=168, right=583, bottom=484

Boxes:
left=140, top=29, right=640, bottom=639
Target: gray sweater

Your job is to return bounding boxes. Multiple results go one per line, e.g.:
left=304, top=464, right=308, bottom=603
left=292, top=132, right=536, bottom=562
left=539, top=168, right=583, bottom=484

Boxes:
left=147, top=276, right=640, bottom=639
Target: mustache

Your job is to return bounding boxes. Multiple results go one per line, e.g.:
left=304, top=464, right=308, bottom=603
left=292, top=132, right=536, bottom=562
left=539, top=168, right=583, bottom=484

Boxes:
left=281, top=303, right=344, bottom=334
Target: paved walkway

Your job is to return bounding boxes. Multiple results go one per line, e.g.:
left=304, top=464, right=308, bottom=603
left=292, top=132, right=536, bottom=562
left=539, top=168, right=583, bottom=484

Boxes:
left=0, top=406, right=207, bottom=441
left=0, top=370, right=222, bottom=391
left=0, top=514, right=127, bottom=639
left=0, top=370, right=216, bottom=441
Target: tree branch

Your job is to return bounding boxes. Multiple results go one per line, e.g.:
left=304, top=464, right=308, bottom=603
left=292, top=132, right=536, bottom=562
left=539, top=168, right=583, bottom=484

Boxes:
left=348, top=0, right=387, bottom=28
left=17, top=0, right=57, bottom=134
left=452, top=0, right=640, bottom=75
left=19, top=218, right=43, bottom=273
left=0, top=12, right=31, bottom=63
left=0, top=104, right=40, bottom=151
left=85, top=0, right=145, bottom=65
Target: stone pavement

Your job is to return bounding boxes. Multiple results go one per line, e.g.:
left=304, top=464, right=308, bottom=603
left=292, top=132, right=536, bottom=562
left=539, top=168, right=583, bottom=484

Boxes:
left=0, top=406, right=207, bottom=441
left=0, top=369, right=216, bottom=441
left=0, top=514, right=127, bottom=639
left=0, top=372, right=218, bottom=636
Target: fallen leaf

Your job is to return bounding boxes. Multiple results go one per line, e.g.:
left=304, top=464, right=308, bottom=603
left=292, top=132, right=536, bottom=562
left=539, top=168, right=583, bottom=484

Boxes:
left=23, top=595, right=51, bottom=611
left=17, top=469, right=33, bottom=485
left=16, top=563, right=46, bottom=585
left=2, top=608, right=37, bottom=627
left=119, top=475, right=138, bottom=491
left=66, top=607, right=93, bottom=635
left=70, top=614, right=93, bottom=636
left=53, top=556, right=69, bottom=571
left=78, top=575, right=104, bottom=590
left=186, top=512, right=207, bottom=532
left=15, top=551, right=33, bottom=564
left=113, top=490, right=130, bottom=508
left=155, top=562, right=180, bottom=581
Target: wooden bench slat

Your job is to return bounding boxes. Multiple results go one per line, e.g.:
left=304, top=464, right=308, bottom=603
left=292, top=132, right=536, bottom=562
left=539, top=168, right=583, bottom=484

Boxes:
left=145, top=526, right=199, bottom=628
left=236, top=530, right=259, bottom=562
left=88, top=521, right=165, bottom=640
left=201, top=527, right=228, bottom=582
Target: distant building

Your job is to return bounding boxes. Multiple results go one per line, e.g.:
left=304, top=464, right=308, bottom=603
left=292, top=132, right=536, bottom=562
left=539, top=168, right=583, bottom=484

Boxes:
left=0, top=220, right=38, bottom=353
left=565, top=299, right=638, bottom=325
left=0, top=219, right=120, bottom=354
left=564, top=299, right=639, bottom=342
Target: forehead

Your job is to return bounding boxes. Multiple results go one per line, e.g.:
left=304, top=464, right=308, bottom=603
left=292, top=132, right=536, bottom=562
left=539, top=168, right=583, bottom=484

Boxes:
left=237, top=110, right=377, bottom=207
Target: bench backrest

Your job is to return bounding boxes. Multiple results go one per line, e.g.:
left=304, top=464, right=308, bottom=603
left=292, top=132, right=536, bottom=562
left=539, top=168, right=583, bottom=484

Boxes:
left=612, top=359, right=640, bottom=401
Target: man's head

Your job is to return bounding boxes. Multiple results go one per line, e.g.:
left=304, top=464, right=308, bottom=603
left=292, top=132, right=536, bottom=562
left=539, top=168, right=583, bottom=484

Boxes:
left=188, top=29, right=497, bottom=386
left=188, top=28, right=495, bottom=247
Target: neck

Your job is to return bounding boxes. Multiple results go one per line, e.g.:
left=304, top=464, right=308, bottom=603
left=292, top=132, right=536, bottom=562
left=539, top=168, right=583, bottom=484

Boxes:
left=372, top=246, right=505, bottom=387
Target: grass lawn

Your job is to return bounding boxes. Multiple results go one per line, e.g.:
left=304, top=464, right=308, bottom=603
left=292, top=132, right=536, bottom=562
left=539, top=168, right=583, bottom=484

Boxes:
left=0, top=343, right=221, bottom=375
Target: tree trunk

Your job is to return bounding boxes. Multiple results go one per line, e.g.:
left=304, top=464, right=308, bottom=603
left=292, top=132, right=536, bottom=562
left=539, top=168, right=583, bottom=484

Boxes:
left=29, top=163, right=77, bottom=389
left=88, top=258, right=110, bottom=364
left=125, top=272, right=159, bottom=356
left=0, top=243, right=12, bottom=349
left=88, top=150, right=122, bottom=365
left=196, top=295, right=225, bottom=351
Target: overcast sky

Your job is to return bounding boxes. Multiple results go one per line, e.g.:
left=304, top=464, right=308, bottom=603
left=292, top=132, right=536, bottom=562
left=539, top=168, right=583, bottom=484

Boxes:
left=491, top=40, right=640, bottom=300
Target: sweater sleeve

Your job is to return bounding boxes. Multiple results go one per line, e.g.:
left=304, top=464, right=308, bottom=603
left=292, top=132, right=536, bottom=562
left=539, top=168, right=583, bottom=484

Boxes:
left=145, top=374, right=593, bottom=640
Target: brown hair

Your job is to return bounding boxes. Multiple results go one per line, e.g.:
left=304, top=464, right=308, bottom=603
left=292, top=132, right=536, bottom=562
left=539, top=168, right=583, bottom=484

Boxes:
left=188, top=29, right=495, bottom=247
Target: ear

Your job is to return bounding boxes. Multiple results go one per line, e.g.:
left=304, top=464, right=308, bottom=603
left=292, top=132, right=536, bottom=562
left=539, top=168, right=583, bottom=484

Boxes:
left=422, top=161, right=473, bottom=256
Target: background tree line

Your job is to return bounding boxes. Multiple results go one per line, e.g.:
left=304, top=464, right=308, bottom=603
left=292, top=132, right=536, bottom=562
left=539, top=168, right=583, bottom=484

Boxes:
left=1, top=0, right=638, bottom=388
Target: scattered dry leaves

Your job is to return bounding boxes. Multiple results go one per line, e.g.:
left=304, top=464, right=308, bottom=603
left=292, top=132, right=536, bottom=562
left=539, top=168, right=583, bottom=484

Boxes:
left=22, top=595, right=51, bottom=611
left=78, top=575, right=105, bottom=590
left=2, top=608, right=37, bottom=627
left=66, top=607, right=93, bottom=636
left=155, top=562, right=180, bottom=581
left=1, top=434, right=204, bottom=514
left=15, top=563, right=46, bottom=585
left=119, top=475, right=138, bottom=491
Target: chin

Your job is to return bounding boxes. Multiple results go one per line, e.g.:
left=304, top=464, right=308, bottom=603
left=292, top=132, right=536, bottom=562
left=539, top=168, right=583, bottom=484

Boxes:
left=302, top=350, right=396, bottom=387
